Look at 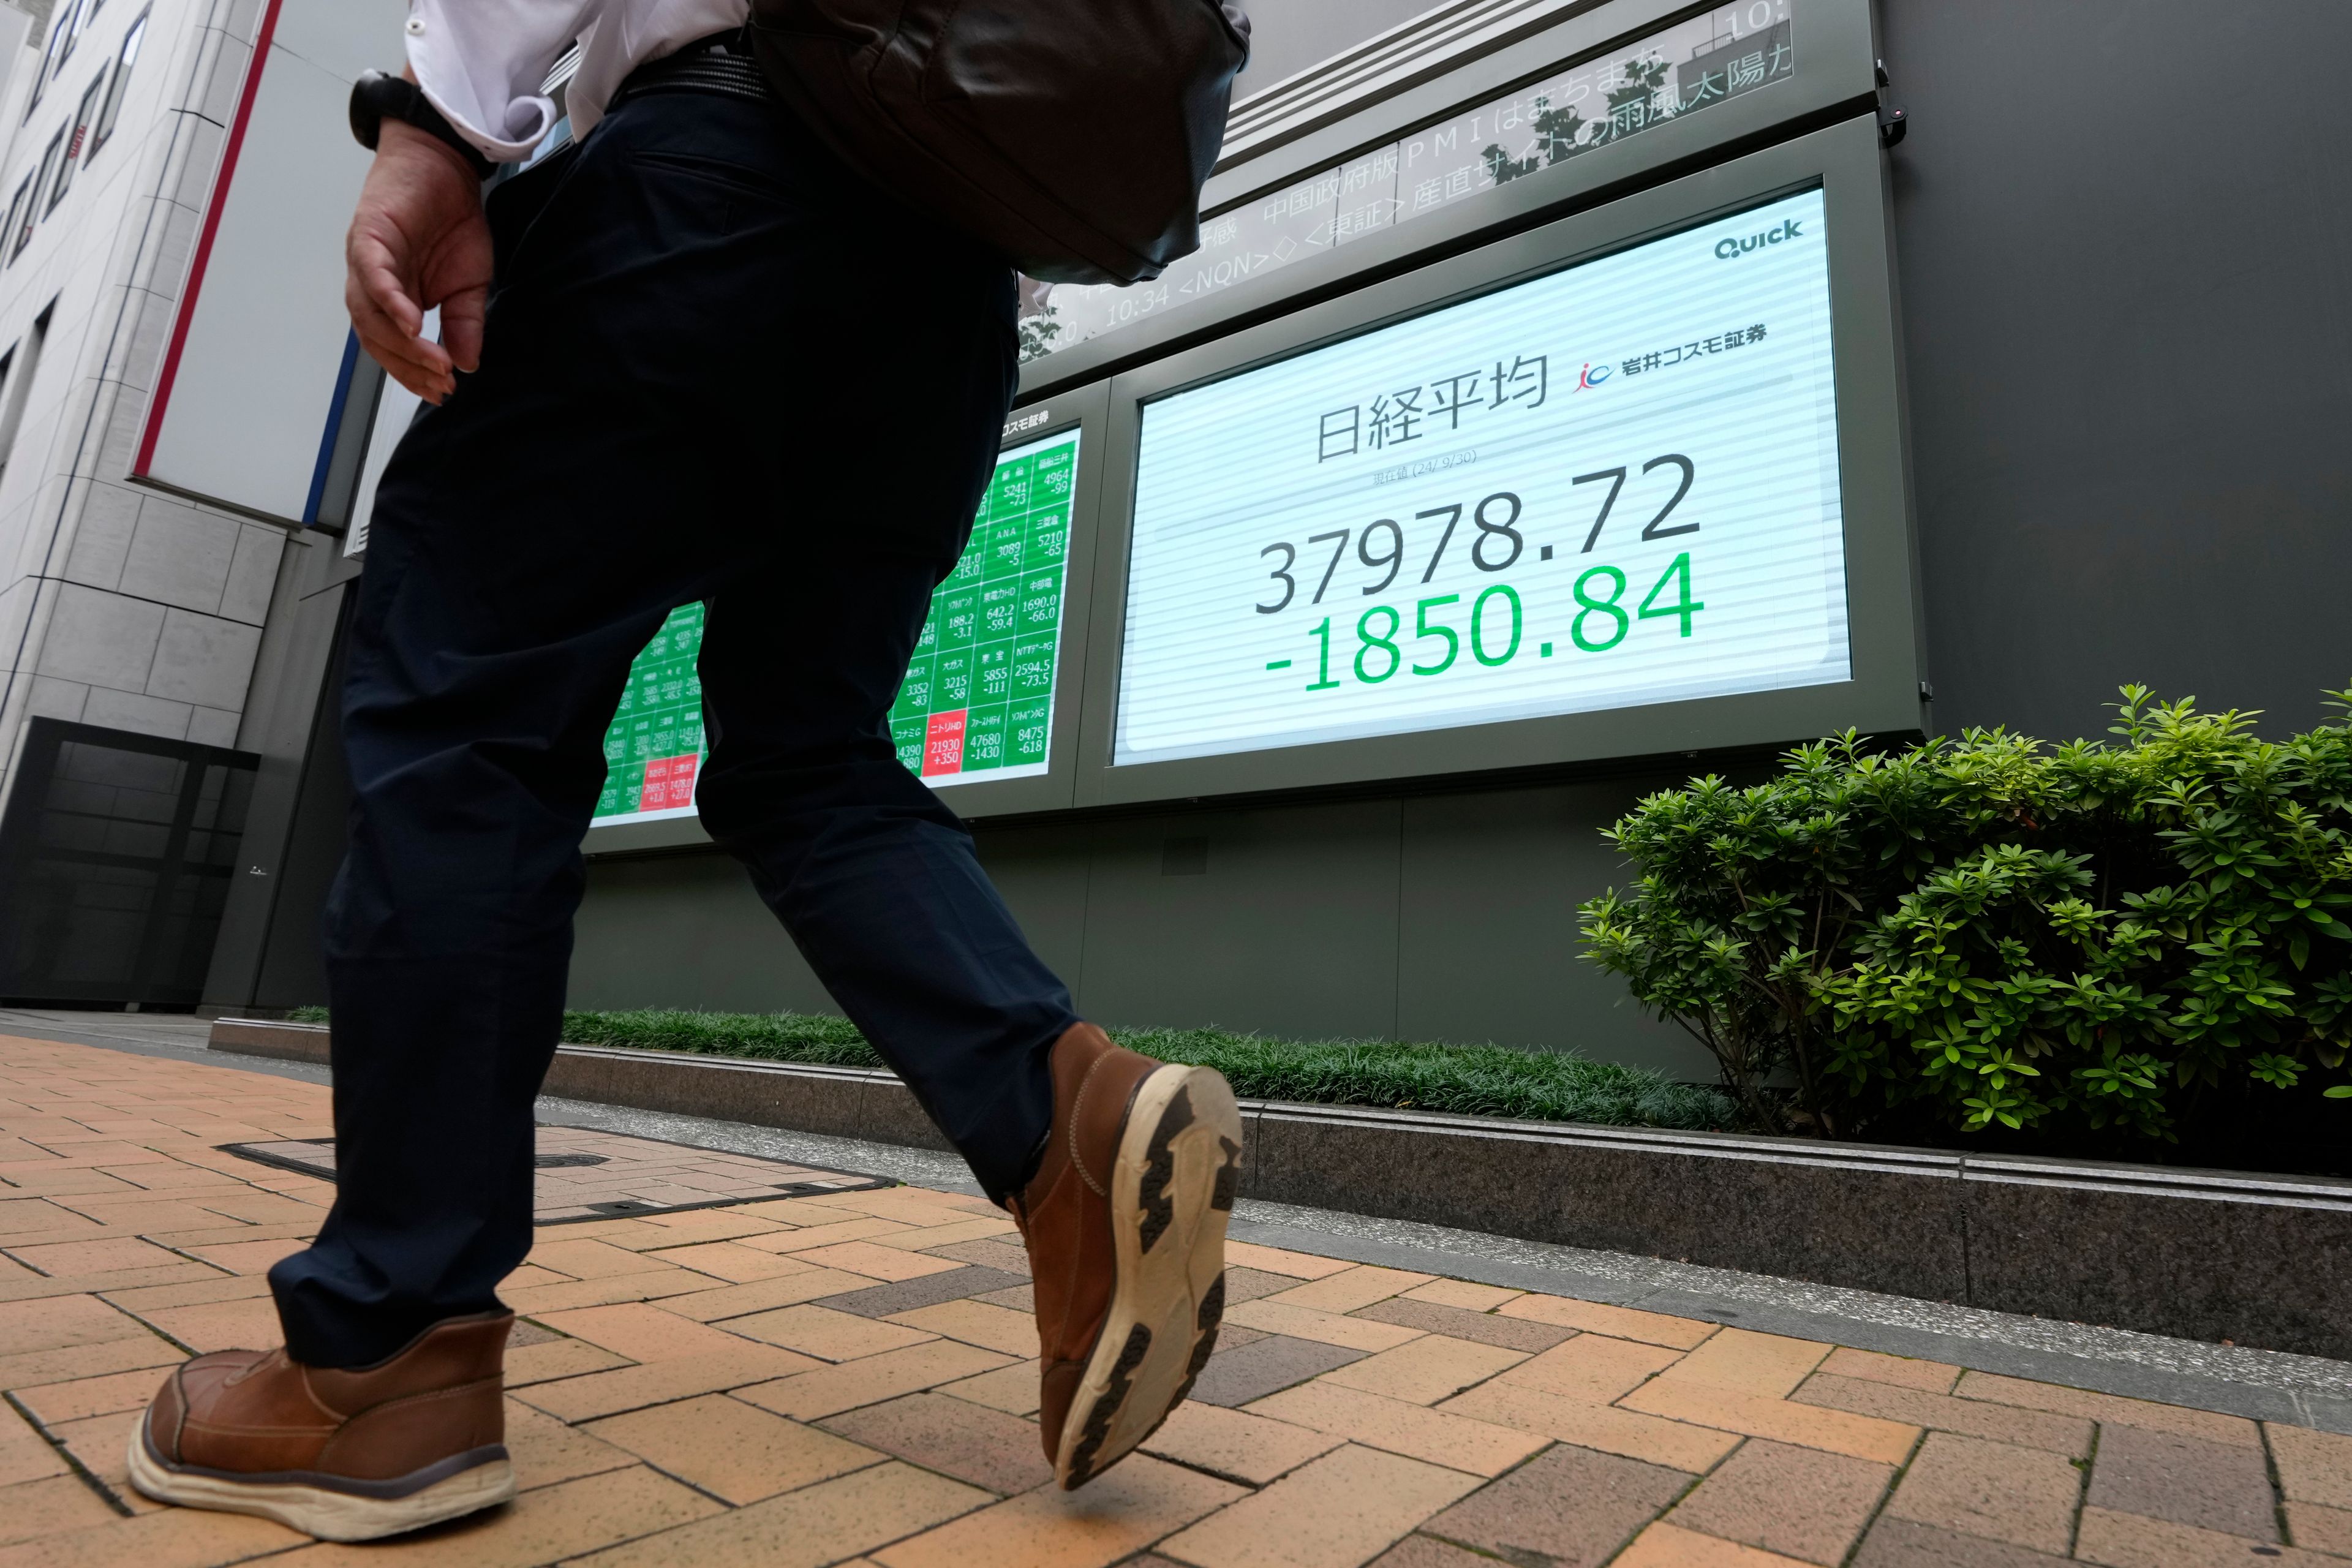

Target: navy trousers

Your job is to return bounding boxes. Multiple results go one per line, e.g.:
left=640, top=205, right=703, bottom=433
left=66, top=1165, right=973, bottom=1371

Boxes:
left=269, top=87, right=1077, bottom=1368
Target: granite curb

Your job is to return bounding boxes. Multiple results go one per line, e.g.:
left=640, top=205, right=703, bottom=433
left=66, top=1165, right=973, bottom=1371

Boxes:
left=205, top=1017, right=2352, bottom=1360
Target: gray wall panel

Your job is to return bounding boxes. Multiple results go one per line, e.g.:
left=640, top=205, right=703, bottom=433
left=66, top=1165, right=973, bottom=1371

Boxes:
left=1879, top=0, right=2352, bottom=740
left=1396, top=780, right=1710, bottom=1076
left=567, top=853, right=832, bottom=1015
left=1069, top=801, right=1404, bottom=1040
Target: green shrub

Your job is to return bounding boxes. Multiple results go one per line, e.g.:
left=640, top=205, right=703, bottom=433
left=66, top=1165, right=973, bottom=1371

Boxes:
left=560, top=1011, right=1736, bottom=1131
left=1579, top=686, right=2352, bottom=1149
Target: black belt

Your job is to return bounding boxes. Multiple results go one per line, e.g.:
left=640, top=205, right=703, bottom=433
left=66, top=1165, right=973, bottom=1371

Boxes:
left=609, top=29, right=774, bottom=111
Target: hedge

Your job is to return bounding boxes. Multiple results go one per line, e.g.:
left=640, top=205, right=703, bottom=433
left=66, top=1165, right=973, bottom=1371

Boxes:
left=285, top=1005, right=1732, bottom=1131
left=1579, top=685, right=2352, bottom=1158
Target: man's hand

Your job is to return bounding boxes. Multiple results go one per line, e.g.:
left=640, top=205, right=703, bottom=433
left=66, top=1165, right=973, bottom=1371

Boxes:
left=345, top=117, right=492, bottom=404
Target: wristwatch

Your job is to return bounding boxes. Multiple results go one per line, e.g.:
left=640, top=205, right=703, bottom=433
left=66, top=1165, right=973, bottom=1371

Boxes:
left=349, top=69, right=494, bottom=180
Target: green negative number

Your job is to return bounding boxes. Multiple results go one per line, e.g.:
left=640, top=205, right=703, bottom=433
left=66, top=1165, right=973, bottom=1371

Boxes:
left=1471, top=583, right=1522, bottom=666
left=1571, top=566, right=1630, bottom=652
left=1637, top=551, right=1704, bottom=637
left=1355, top=604, right=1403, bottom=683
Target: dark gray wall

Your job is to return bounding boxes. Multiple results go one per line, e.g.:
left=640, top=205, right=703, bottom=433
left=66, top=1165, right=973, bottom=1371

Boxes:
left=1881, top=0, right=2352, bottom=741
left=568, top=778, right=1714, bottom=1077
left=562, top=0, right=2348, bottom=1077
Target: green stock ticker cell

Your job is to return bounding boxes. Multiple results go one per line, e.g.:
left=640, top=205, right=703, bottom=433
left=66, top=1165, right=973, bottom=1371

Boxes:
left=963, top=703, right=1011, bottom=772
left=1009, top=696, right=1050, bottom=764
left=981, top=579, right=1021, bottom=636
left=935, top=647, right=976, bottom=708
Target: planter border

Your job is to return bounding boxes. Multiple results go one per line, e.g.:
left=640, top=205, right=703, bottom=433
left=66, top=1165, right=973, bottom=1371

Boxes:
left=205, top=1017, right=2352, bottom=1359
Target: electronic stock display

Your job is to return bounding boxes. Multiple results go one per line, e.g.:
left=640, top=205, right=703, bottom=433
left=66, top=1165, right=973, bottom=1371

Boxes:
left=590, top=428, right=1080, bottom=827
left=1114, top=187, right=1849, bottom=767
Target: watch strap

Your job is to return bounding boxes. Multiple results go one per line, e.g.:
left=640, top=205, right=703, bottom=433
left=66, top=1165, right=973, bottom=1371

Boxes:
left=350, top=69, right=496, bottom=180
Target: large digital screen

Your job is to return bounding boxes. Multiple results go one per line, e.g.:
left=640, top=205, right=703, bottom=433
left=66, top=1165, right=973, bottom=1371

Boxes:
left=590, top=430, right=1082, bottom=827
left=1115, top=186, right=1847, bottom=767
left=889, top=429, right=1079, bottom=785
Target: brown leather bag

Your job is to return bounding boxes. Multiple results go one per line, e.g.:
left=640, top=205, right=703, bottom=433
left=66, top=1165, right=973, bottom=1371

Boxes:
left=747, top=0, right=1251, bottom=285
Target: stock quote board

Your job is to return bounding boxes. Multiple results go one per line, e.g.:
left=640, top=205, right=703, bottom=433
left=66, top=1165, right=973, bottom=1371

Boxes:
left=1114, top=186, right=1849, bottom=768
left=589, top=429, right=1080, bottom=829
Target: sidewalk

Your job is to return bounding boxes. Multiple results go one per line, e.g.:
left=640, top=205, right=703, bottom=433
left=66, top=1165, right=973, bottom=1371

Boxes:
left=0, top=1031, right=2346, bottom=1568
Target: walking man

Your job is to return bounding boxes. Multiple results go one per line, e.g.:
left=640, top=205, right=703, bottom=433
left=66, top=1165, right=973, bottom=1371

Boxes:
left=127, top=2, right=1242, bottom=1539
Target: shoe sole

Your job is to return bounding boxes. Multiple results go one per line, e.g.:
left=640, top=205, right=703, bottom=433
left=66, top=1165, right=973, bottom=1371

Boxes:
left=126, top=1427, right=516, bottom=1542
left=1055, top=1061, right=1244, bottom=1490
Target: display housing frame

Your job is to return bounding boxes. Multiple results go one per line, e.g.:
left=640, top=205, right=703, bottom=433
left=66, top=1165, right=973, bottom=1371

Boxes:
left=584, top=384, right=1114, bottom=857
left=1073, top=113, right=1920, bottom=809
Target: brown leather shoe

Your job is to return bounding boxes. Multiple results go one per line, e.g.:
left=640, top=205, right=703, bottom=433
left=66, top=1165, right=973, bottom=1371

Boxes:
left=127, top=1311, right=516, bottom=1540
left=1009, top=1023, right=1243, bottom=1490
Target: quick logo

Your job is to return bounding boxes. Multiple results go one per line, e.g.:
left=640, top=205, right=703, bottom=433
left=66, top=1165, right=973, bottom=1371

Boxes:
left=1715, top=218, right=1803, bottom=259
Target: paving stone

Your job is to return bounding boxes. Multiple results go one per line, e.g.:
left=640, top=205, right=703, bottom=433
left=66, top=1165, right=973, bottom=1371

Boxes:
left=1669, top=1438, right=1894, bottom=1565
left=1223, top=1242, right=1359, bottom=1279
left=922, top=1237, right=1032, bottom=1275
left=1185, top=1333, right=1367, bottom=1408
left=1142, top=1398, right=1344, bottom=1485
left=586, top=1391, right=883, bottom=1504
left=124, top=1294, right=279, bottom=1353
left=2285, top=1501, right=2352, bottom=1556
left=938, top=1356, right=1042, bottom=1415
left=1882, top=1431, right=2081, bottom=1554
left=1262, top=1265, right=1436, bottom=1314
left=1399, top=1279, right=1521, bottom=1313
left=1245, top=1380, right=1548, bottom=1476
left=1422, top=1441, right=1691, bottom=1566
left=2087, top=1423, right=2280, bottom=1540
left=1352, top=1294, right=1574, bottom=1352
left=1441, top=1379, right=1742, bottom=1473
left=653, top=1267, right=883, bottom=1322
left=1224, top=1299, right=1427, bottom=1352
left=1954, top=1372, right=2262, bottom=1449
left=290, top=1463, right=725, bottom=1567
left=796, top=1240, right=970, bottom=1281
left=1853, top=1515, right=2072, bottom=1568
left=973, top=1283, right=1035, bottom=1313
left=1614, top=1520, right=1819, bottom=1567
left=0, top=1497, right=302, bottom=1568
left=537, top=1300, right=772, bottom=1362
left=1495, top=1295, right=1720, bottom=1349
left=1365, top=1536, right=1502, bottom=1567
left=3, top=1237, right=182, bottom=1275
left=1159, top=1442, right=1483, bottom=1568
left=1624, top=1374, right=1920, bottom=1464
left=1820, top=1347, right=1961, bottom=1393
left=0, top=1403, right=67, bottom=1488
left=514, top=1343, right=826, bottom=1422
left=640, top=1240, right=823, bottom=1283
left=0, top=1472, right=123, bottom=1545
left=737, top=1339, right=1018, bottom=1420
left=573, top=1460, right=990, bottom=1568
left=888, top=1299, right=1039, bottom=1357
left=500, top=1397, right=642, bottom=1490
left=2075, top=1506, right=2346, bottom=1568
left=9, top=1364, right=165, bottom=1423
left=504, top=1336, right=631, bottom=1386
left=2271, top=1424, right=2352, bottom=1509
left=731, top=1303, right=940, bottom=1362
left=821, top=1391, right=1054, bottom=1495
left=1795, top=1371, right=2092, bottom=1456
left=815, top=1265, right=1028, bottom=1319
left=1218, top=1267, right=1305, bottom=1305
left=878, top=1450, right=1241, bottom=1568
left=1657, top=1329, right=1833, bottom=1399
left=0, top=1292, right=153, bottom=1358
left=1500, top=1331, right=1681, bottom=1403
left=1317, top=1333, right=1526, bottom=1404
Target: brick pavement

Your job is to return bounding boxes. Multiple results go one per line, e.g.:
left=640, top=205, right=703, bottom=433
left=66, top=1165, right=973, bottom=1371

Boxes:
left=0, top=1029, right=2345, bottom=1567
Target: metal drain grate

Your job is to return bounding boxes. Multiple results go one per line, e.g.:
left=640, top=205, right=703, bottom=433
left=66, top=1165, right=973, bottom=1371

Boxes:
left=219, top=1125, right=892, bottom=1223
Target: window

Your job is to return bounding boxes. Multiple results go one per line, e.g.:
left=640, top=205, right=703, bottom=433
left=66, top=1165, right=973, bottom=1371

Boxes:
left=27, top=7, right=71, bottom=116
left=89, top=12, right=145, bottom=159
left=36, top=127, right=65, bottom=218
left=0, top=303, right=55, bottom=492
left=55, top=0, right=86, bottom=70
left=1, top=179, right=28, bottom=265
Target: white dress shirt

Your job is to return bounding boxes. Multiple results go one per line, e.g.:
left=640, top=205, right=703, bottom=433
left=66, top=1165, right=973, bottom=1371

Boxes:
left=405, top=0, right=748, bottom=163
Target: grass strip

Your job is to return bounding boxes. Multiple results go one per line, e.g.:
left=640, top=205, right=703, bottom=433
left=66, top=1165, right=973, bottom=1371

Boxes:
left=283, top=1005, right=1733, bottom=1131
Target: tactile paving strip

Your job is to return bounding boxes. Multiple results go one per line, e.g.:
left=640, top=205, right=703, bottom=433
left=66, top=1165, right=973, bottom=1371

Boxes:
left=219, top=1124, right=892, bottom=1224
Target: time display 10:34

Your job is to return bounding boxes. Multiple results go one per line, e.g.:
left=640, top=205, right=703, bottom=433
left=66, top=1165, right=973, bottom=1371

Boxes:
left=1254, top=452, right=1703, bottom=688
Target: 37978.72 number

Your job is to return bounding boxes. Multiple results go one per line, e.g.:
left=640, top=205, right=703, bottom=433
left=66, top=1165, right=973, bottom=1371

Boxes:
left=1253, top=461, right=1697, bottom=616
